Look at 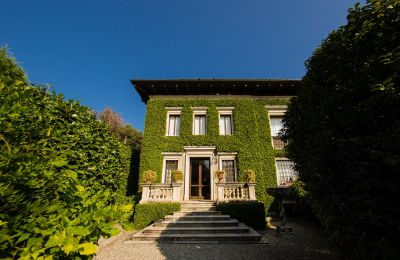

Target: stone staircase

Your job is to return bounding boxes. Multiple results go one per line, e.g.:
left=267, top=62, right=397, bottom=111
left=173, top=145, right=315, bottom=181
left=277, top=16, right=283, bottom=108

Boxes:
left=130, top=201, right=261, bottom=243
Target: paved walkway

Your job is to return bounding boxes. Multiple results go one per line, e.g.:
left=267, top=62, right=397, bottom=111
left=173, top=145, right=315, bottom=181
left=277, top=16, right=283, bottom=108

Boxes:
left=94, top=220, right=338, bottom=260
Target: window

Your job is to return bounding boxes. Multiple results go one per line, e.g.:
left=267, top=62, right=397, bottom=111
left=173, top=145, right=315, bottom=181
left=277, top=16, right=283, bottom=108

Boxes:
left=270, top=116, right=283, bottom=137
left=218, top=107, right=234, bottom=135
left=165, top=107, right=182, bottom=136
left=167, top=115, right=181, bottom=136
left=192, top=107, right=208, bottom=135
left=219, top=115, right=233, bottom=135
left=164, top=160, right=178, bottom=183
left=222, top=160, right=236, bottom=182
left=275, top=159, right=298, bottom=186
left=266, top=105, right=287, bottom=149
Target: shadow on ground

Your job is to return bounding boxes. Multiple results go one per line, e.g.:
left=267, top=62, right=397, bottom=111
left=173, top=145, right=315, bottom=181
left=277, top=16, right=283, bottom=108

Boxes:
left=95, top=219, right=338, bottom=260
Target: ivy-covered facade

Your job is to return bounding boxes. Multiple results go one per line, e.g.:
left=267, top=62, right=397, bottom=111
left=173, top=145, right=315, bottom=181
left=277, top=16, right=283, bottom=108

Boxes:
left=131, top=79, right=300, bottom=211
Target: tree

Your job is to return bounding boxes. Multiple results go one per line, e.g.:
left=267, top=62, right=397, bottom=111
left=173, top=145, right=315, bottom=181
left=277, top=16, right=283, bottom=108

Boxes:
left=282, top=1, right=400, bottom=259
left=98, top=107, right=143, bottom=149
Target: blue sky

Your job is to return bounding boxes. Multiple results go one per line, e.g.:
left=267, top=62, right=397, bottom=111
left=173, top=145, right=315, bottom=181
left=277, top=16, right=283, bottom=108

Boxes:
left=1, top=0, right=359, bottom=131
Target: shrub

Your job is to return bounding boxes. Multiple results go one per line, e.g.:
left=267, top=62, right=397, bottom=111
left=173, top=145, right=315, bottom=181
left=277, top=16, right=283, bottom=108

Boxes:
left=171, top=170, right=183, bottom=182
left=133, top=202, right=181, bottom=230
left=216, top=201, right=266, bottom=230
left=244, top=169, right=256, bottom=182
left=143, top=170, right=157, bottom=183
left=0, top=48, right=134, bottom=259
left=282, top=1, right=400, bottom=258
left=215, top=170, right=225, bottom=182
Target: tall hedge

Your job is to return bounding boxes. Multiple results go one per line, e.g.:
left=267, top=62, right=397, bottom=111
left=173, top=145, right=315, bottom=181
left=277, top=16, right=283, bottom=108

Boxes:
left=0, top=49, right=133, bottom=259
left=140, top=98, right=289, bottom=211
left=282, top=1, right=400, bottom=259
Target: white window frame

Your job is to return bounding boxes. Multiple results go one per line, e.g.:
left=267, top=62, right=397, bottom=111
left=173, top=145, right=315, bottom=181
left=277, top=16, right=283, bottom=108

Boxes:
left=218, top=153, right=237, bottom=182
left=217, top=107, right=234, bottom=135
left=274, top=157, right=298, bottom=186
left=161, top=152, right=183, bottom=184
left=192, top=107, right=208, bottom=135
left=165, top=107, right=182, bottom=136
left=266, top=105, right=287, bottom=149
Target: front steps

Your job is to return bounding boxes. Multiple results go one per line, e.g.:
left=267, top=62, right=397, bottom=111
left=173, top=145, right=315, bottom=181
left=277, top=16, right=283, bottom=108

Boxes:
left=130, top=201, right=261, bottom=243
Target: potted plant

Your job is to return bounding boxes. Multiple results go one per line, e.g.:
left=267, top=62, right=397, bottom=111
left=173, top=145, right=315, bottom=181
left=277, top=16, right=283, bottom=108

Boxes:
left=172, top=170, right=183, bottom=183
left=215, top=170, right=225, bottom=183
left=143, top=170, right=157, bottom=184
left=244, top=169, right=256, bottom=183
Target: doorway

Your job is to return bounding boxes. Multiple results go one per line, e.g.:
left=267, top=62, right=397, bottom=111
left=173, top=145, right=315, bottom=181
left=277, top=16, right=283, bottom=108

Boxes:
left=189, top=158, right=211, bottom=200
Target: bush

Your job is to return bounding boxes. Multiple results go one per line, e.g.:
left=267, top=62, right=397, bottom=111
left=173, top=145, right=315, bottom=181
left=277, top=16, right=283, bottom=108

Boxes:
left=282, top=1, right=400, bottom=258
left=244, top=169, right=256, bottom=182
left=143, top=170, right=157, bottom=183
left=216, top=201, right=266, bottom=229
left=171, top=170, right=183, bottom=182
left=0, top=48, right=134, bottom=259
left=133, top=202, right=181, bottom=230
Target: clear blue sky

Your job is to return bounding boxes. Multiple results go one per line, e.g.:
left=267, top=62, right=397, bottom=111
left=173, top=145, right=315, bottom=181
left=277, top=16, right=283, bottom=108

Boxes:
left=1, top=0, right=360, bottom=131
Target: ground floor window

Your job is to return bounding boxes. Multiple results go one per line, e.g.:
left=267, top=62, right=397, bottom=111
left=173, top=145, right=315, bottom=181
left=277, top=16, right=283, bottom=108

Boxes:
left=275, top=159, right=298, bottom=186
left=222, top=159, right=236, bottom=182
left=164, top=160, right=178, bottom=183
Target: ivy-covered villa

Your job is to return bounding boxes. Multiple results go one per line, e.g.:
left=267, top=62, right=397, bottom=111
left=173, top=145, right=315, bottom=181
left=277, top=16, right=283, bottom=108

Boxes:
left=131, top=79, right=300, bottom=211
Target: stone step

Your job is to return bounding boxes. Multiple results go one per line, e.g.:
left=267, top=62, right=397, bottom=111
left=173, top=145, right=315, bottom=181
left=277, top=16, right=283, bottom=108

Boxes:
left=175, top=211, right=221, bottom=216
left=130, top=229, right=261, bottom=243
left=179, top=206, right=217, bottom=211
left=180, top=202, right=215, bottom=206
left=143, top=224, right=249, bottom=234
left=164, top=215, right=231, bottom=221
left=154, top=219, right=239, bottom=227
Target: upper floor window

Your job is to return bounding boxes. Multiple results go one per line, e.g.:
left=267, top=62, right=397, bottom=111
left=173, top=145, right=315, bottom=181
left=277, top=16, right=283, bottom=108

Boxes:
left=165, top=107, right=182, bottom=136
left=266, top=105, right=287, bottom=149
left=275, top=159, right=298, bottom=186
left=192, top=107, right=208, bottom=135
left=269, top=116, right=283, bottom=137
left=218, top=107, right=234, bottom=135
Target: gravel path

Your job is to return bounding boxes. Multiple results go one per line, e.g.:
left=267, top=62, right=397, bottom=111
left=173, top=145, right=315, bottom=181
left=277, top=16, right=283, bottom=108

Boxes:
left=94, top=220, right=338, bottom=260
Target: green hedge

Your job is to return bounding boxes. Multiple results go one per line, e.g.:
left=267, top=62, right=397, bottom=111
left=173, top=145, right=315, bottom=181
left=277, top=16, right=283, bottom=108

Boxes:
left=282, top=1, right=400, bottom=258
left=0, top=48, right=133, bottom=259
left=140, top=98, right=289, bottom=211
left=216, top=201, right=266, bottom=230
left=133, top=202, right=181, bottom=230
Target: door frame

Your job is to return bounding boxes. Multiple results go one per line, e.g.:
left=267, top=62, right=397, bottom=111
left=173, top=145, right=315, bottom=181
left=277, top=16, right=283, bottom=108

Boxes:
left=183, top=146, right=216, bottom=201
left=189, top=158, right=211, bottom=200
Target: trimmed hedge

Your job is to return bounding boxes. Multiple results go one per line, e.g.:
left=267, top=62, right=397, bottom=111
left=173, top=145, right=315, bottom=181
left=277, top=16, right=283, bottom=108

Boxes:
left=140, top=98, right=289, bottom=211
left=216, top=201, right=266, bottom=230
left=133, top=202, right=181, bottom=230
left=282, top=1, right=400, bottom=258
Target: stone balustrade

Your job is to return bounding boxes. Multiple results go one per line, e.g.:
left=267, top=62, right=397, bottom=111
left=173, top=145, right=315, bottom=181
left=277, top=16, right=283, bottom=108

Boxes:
left=140, top=183, right=182, bottom=204
left=216, top=182, right=257, bottom=202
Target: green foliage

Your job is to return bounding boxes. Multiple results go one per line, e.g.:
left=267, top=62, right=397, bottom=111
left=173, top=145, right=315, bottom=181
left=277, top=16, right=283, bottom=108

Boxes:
left=0, top=48, right=134, bottom=259
left=133, top=202, right=180, bottom=230
left=216, top=201, right=266, bottom=229
left=140, top=98, right=289, bottom=211
left=282, top=1, right=400, bottom=258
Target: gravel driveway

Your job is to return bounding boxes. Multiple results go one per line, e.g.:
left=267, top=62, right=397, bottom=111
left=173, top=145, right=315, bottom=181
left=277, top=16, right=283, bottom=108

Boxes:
left=94, top=220, right=338, bottom=260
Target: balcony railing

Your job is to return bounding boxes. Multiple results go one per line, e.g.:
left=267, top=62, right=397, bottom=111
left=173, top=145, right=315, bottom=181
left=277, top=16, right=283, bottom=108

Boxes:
left=140, top=183, right=182, bottom=203
left=216, top=182, right=257, bottom=202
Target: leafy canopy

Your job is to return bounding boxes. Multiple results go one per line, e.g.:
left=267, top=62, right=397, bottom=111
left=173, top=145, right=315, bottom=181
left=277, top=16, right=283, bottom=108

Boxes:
left=0, top=48, right=134, bottom=259
left=282, top=1, right=400, bottom=259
